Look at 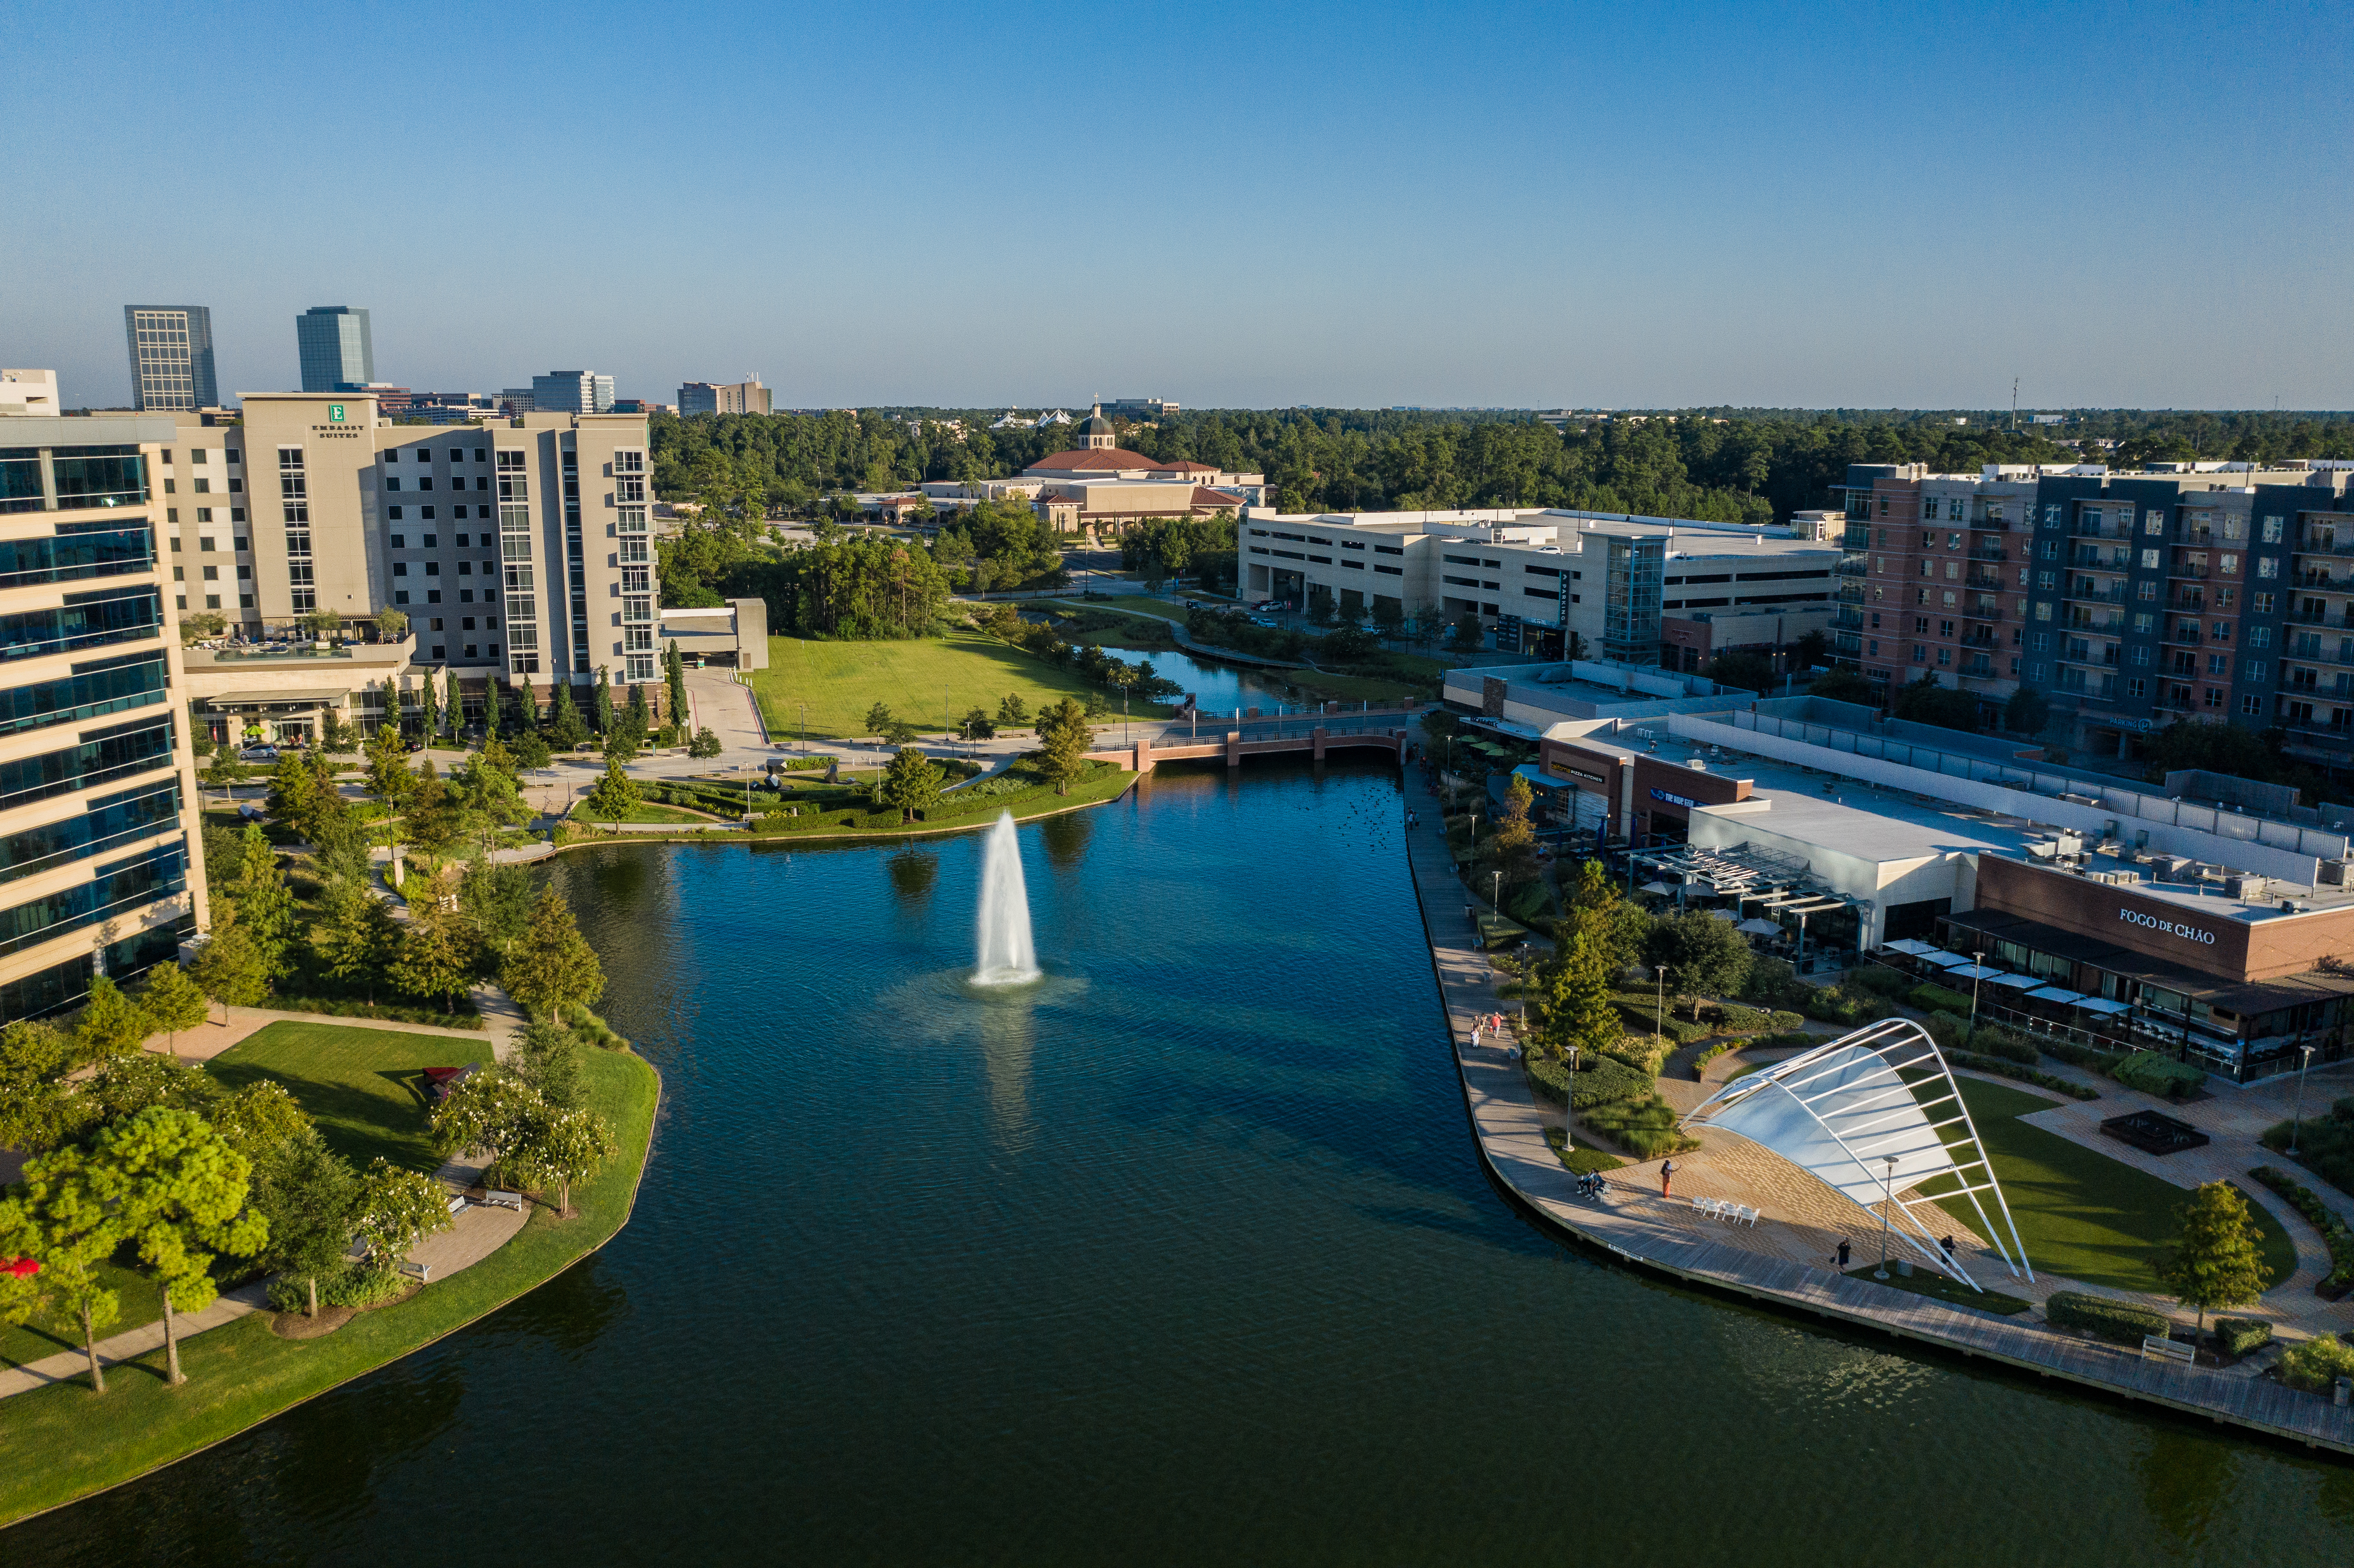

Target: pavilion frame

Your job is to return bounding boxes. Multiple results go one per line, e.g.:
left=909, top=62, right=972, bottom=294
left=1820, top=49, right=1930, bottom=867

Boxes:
left=1678, top=1017, right=2034, bottom=1291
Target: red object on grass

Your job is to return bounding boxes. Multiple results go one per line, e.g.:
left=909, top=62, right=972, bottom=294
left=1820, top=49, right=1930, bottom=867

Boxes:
left=2, top=1257, right=38, bottom=1279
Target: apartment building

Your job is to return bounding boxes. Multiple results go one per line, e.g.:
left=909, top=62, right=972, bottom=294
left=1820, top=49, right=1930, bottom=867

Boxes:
left=1241, top=507, right=1837, bottom=665
left=166, top=392, right=662, bottom=716
left=1836, top=460, right=2354, bottom=763
left=0, top=412, right=210, bottom=1021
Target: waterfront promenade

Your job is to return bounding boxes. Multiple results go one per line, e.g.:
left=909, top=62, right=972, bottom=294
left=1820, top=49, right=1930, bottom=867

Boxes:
left=1398, top=791, right=2354, bottom=1455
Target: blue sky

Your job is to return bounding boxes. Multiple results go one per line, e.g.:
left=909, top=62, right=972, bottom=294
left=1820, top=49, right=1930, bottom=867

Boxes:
left=7, top=0, right=2348, bottom=411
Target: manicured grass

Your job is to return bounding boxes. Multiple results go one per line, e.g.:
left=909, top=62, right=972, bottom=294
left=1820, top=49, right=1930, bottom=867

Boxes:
left=207, top=1020, right=492, bottom=1173
left=1921, top=1078, right=2298, bottom=1295
left=566, top=800, right=711, bottom=825
left=751, top=628, right=1171, bottom=739
left=0, top=1258, right=159, bottom=1374
left=0, top=1043, right=658, bottom=1529
left=1545, top=1126, right=1626, bottom=1175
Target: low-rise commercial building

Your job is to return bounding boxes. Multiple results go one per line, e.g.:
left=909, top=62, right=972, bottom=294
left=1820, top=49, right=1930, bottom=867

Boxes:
left=0, top=413, right=210, bottom=1019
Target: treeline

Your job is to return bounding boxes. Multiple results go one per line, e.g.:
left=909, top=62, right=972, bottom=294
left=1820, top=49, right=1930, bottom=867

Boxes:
left=660, top=526, right=953, bottom=639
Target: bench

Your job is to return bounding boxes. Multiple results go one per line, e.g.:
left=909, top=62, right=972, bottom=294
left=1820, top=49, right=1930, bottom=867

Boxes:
left=2141, top=1334, right=2195, bottom=1365
left=480, top=1189, right=523, bottom=1212
left=397, top=1260, right=432, bottom=1282
left=445, top=1195, right=468, bottom=1216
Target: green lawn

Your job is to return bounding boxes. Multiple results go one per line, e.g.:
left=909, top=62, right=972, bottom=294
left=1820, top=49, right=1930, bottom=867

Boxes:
left=207, top=1020, right=491, bottom=1173
left=1923, top=1078, right=2298, bottom=1294
left=566, top=800, right=713, bottom=825
left=0, top=1042, right=658, bottom=1528
left=751, top=628, right=1172, bottom=739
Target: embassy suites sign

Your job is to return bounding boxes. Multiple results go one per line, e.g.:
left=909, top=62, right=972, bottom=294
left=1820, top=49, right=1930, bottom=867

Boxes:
left=2118, top=906, right=2217, bottom=946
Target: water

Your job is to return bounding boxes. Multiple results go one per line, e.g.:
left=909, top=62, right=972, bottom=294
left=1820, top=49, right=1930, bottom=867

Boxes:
left=14, top=756, right=2354, bottom=1565
left=971, top=811, right=1039, bottom=985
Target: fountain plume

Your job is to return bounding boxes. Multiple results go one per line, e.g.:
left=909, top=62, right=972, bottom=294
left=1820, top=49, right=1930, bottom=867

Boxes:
left=973, top=812, right=1040, bottom=985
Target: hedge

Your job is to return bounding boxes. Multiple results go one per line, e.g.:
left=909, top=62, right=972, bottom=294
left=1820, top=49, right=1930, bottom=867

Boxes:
left=2248, top=1165, right=2354, bottom=1297
left=2214, top=1316, right=2274, bottom=1356
left=1524, top=1053, right=1569, bottom=1103
left=1910, top=983, right=1975, bottom=1014
left=2111, top=1050, right=2206, bottom=1100
left=2044, top=1290, right=2170, bottom=1345
left=1747, top=1030, right=1818, bottom=1052
left=1803, top=986, right=1890, bottom=1026
left=1948, top=1049, right=2101, bottom=1101
left=1965, top=1026, right=2040, bottom=1065
left=1692, top=1040, right=1738, bottom=1078
left=1583, top=1093, right=1701, bottom=1160
left=1612, top=998, right=1709, bottom=1044
left=1851, top=964, right=1915, bottom=999
left=1570, top=1056, right=1654, bottom=1111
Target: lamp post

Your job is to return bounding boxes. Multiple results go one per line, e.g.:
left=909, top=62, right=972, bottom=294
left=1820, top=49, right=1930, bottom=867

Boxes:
left=798, top=701, right=806, bottom=756
left=1969, top=948, right=1987, bottom=1040
left=1655, top=964, right=1667, bottom=1050
left=2288, top=1043, right=2318, bottom=1157
left=1492, top=869, right=1501, bottom=915
left=1874, top=1154, right=1899, bottom=1280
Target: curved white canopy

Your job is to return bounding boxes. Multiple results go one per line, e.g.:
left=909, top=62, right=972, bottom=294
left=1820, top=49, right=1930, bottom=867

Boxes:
left=1679, top=1018, right=2032, bottom=1289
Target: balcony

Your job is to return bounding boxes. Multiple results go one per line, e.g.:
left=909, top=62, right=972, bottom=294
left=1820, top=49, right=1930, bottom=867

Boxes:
left=1960, top=658, right=1998, bottom=678
left=1835, top=558, right=1869, bottom=577
left=1966, top=571, right=2005, bottom=591
left=2170, top=563, right=2213, bottom=579
left=2298, top=535, right=2354, bottom=556
left=2163, top=627, right=2202, bottom=647
left=2065, top=584, right=2129, bottom=605
left=1968, top=546, right=2008, bottom=562
left=2298, top=572, right=2347, bottom=591
left=2286, top=609, right=2351, bottom=627
left=1833, top=608, right=1865, bottom=630
left=2059, top=647, right=2121, bottom=668
left=2069, top=521, right=2132, bottom=540
left=1959, top=632, right=1997, bottom=650
left=2071, top=551, right=2129, bottom=571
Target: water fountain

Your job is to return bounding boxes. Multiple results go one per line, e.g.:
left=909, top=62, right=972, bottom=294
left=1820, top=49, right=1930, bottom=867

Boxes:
left=973, top=812, right=1040, bottom=985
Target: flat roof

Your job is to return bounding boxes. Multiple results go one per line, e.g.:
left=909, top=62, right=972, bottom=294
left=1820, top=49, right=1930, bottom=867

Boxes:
left=1691, top=757, right=2040, bottom=867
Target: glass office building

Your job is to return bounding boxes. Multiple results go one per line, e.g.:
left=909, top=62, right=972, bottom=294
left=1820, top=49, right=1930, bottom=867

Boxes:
left=121, top=306, right=219, bottom=412
left=297, top=305, right=374, bottom=392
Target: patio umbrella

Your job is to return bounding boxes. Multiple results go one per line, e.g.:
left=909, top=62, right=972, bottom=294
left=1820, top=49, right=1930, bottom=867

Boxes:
left=1987, top=972, right=2040, bottom=989
left=1707, top=908, right=1736, bottom=921
left=1640, top=881, right=1677, bottom=895
left=1737, top=917, right=1783, bottom=935
left=1948, top=964, right=2005, bottom=980
left=1883, top=938, right=1934, bottom=956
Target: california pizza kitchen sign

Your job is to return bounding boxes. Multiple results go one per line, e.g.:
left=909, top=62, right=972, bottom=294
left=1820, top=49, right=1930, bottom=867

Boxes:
left=2119, top=905, right=2217, bottom=946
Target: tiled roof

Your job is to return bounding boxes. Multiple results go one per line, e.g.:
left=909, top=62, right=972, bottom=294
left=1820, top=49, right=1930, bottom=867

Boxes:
left=1025, top=448, right=1160, bottom=472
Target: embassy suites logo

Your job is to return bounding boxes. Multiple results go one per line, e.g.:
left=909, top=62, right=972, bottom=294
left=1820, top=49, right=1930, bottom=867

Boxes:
left=2119, top=906, right=2217, bottom=945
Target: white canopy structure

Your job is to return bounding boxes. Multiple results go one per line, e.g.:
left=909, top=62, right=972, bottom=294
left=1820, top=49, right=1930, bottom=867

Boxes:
left=1677, top=1018, right=2033, bottom=1290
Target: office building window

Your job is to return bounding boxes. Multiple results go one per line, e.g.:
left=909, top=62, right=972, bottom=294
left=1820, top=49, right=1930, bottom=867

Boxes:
left=388, top=507, right=402, bottom=521
left=2242, top=694, right=2264, bottom=714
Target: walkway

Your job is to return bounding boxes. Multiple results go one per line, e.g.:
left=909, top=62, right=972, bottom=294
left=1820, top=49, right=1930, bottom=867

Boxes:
left=0, top=1282, right=272, bottom=1398
left=1398, top=780, right=2354, bottom=1453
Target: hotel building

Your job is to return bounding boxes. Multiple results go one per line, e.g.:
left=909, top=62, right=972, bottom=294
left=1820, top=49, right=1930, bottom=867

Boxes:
left=0, top=411, right=211, bottom=1019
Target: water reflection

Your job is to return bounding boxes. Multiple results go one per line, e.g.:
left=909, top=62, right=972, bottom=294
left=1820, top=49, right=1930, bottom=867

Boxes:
left=1039, top=809, right=1092, bottom=871
left=974, top=991, right=1038, bottom=1154
left=475, top=1250, right=632, bottom=1357
left=885, top=849, right=938, bottom=907
left=2139, top=1427, right=2235, bottom=1551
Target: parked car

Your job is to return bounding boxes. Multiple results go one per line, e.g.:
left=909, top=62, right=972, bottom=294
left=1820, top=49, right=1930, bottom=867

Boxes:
left=1250, top=616, right=1276, bottom=628
left=1183, top=599, right=1200, bottom=610
left=238, top=745, right=279, bottom=763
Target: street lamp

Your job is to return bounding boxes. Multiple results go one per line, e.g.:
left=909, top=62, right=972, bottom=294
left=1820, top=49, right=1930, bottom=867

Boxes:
left=1969, top=948, right=1987, bottom=1040
left=2288, top=1043, right=2318, bottom=1157
left=1655, top=964, right=1667, bottom=1049
left=1492, top=869, right=1501, bottom=914
left=1874, top=1154, right=1899, bottom=1280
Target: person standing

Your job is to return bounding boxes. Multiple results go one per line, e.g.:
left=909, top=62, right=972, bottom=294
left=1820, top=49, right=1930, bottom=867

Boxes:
left=1660, top=1158, right=1677, bottom=1198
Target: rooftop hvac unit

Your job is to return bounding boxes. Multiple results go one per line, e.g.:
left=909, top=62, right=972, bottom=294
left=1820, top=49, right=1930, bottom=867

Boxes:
left=2320, top=860, right=2353, bottom=887
left=2026, top=839, right=2060, bottom=859
left=1687, top=758, right=1708, bottom=771
left=2225, top=875, right=2267, bottom=900
left=2157, top=854, right=2197, bottom=880
left=2056, top=832, right=2084, bottom=857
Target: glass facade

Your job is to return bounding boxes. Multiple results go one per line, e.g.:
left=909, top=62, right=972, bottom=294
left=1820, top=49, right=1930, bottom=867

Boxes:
left=0, top=650, right=169, bottom=737
left=0, top=840, right=186, bottom=957
left=0, top=715, right=176, bottom=810
left=0, top=586, right=162, bottom=663
left=0, top=521, right=153, bottom=588
left=123, top=305, right=218, bottom=411
left=0, top=781, right=181, bottom=884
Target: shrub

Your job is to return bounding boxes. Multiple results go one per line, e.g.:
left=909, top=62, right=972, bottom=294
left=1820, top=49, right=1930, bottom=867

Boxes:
left=1802, top=985, right=1890, bottom=1026
left=2277, top=1336, right=2354, bottom=1394
left=1739, top=955, right=1810, bottom=1008
left=266, top=1260, right=407, bottom=1314
left=1850, top=964, right=1914, bottom=998
left=1569, top=1056, right=1653, bottom=1111
left=2248, top=1166, right=2354, bottom=1296
left=2214, top=1316, right=2274, bottom=1356
left=1715, top=1004, right=1771, bottom=1036
left=2044, top=1289, right=2170, bottom=1345
left=2043, top=1039, right=2127, bottom=1075
left=1768, top=1010, right=1805, bottom=1033
left=1600, top=1033, right=1669, bottom=1078
left=1748, top=1030, right=1817, bottom=1052
left=1611, top=997, right=1709, bottom=1044
left=2112, top=1050, right=2206, bottom=1100
left=1524, top=1053, right=1569, bottom=1102
left=1967, top=1027, right=2039, bottom=1065
left=1911, top=983, right=1974, bottom=1014
left=1920, top=1011, right=1969, bottom=1052
left=1692, top=1040, right=1738, bottom=1077
left=1583, top=1093, right=1702, bottom=1160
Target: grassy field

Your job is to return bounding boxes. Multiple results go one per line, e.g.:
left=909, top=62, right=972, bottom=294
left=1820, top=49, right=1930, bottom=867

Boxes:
left=0, top=1039, right=659, bottom=1528
left=1924, top=1078, right=2299, bottom=1294
left=207, top=1020, right=491, bottom=1173
left=751, top=628, right=1172, bottom=739
left=565, top=800, right=714, bottom=825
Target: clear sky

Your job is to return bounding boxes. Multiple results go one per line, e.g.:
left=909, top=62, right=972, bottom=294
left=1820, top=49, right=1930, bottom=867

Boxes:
left=8, top=0, right=2348, bottom=411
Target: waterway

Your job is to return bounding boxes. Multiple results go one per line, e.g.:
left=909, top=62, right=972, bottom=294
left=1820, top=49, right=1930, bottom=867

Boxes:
left=13, top=758, right=2354, bottom=1564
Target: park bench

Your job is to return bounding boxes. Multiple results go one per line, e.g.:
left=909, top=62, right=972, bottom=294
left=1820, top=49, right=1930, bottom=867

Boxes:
left=397, top=1260, right=432, bottom=1283
left=445, top=1194, right=468, bottom=1216
left=480, top=1189, right=523, bottom=1212
left=2141, top=1334, right=2195, bottom=1365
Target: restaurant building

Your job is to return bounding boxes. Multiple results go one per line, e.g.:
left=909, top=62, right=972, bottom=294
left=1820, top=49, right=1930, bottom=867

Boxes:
left=1929, top=849, right=2354, bottom=1083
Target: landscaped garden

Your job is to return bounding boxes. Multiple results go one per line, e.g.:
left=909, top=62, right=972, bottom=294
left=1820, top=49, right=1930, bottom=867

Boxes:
left=751, top=626, right=1172, bottom=740
left=206, top=1020, right=491, bottom=1173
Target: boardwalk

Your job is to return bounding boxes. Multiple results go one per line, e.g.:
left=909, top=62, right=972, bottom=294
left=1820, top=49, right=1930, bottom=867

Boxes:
left=1398, top=783, right=2354, bottom=1455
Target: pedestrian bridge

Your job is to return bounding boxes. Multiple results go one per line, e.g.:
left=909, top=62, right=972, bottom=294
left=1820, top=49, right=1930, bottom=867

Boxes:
left=1088, top=724, right=1414, bottom=773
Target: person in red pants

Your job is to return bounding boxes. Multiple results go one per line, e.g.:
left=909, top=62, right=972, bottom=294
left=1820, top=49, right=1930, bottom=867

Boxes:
left=1660, top=1158, right=1677, bottom=1198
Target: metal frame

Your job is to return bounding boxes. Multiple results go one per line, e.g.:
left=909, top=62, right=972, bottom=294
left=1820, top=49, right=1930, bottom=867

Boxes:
left=1677, top=1017, right=2033, bottom=1291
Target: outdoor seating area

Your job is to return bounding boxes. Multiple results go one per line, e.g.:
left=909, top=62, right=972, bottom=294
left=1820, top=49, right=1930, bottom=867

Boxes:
left=1691, top=1196, right=1759, bottom=1226
left=1626, top=840, right=1862, bottom=972
left=1877, top=938, right=2136, bottom=1049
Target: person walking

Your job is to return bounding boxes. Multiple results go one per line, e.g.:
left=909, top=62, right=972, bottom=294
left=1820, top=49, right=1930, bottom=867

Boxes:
left=1836, top=1239, right=1852, bottom=1269
left=1660, top=1158, right=1676, bottom=1199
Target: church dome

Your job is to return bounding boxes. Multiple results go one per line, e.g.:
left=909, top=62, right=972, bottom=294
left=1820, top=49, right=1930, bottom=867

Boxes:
left=1080, top=403, right=1115, bottom=449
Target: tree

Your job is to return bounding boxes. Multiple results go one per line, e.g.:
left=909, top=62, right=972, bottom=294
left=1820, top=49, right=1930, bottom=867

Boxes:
left=460, top=860, right=537, bottom=958
left=482, top=678, right=504, bottom=741
left=1033, top=698, right=1092, bottom=795
left=549, top=681, right=588, bottom=749
left=1531, top=927, right=1623, bottom=1067
left=4, top=1145, right=123, bottom=1391
left=688, top=726, right=722, bottom=758
left=1891, top=671, right=1980, bottom=733
left=190, top=916, right=274, bottom=1020
left=98, top=1107, right=268, bottom=1385
left=445, top=669, right=462, bottom=737
left=1790, top=628, right=1831, bottom=670
left=139, top=963, right=209, bottom=1057
left=0, top=1019, right=100, bottom=1155
left=248, top=1131, right=358, bottom=1319
left=585, top=758, right=641, bottom=832
left=1448, top=613, right=1485, bottom=653
left=207, top=1079, right=312, bottom=1159
left=352, top=1157, right=452, bottom=1267
left=201, top=747, right=249, bottom=808
left=996, top=693, right=1030, bottom=728
left=865, top=702, right=895, bottom=737
left=390, top=890, right=480, bottom=1012
left=878, top=747, right=944, bottom=823
left=1709, top=650, right=1777, bottom=695
left=366, top=714, right=413, bottom=809
left=224, top=825, right=296, bottom=976
left=1809, top=666, right=1879, bottom=706
left=512, top=729, right=553, bottom=770
left=2153, top=1181, right=2276, bottom=1346
left=318, top=708, right=354, bottom=754
left=431, top=1067, right=544, bottom=1165
left=418, top=672, right=439, bottom=740
left=960, top=707, right=995, bottom=740
left=593, top=666, right=613, bottom=733
left=665, top=639, right=689, bottom=732
left=315, top=884, right=400, bottom=1004
left=1487, top=773, right=1537, bottom=887
left=626, top=679, right=650, bottom=738
left=512, top=1019, right=586, bottom=1111
left=510, top=1105, right=616, bottom=1218
left=1646, top=909, right=1753, bottom=1019
left=2005, top=686, right=2051, bottom=735
left=502, top=888, right=606, bottom=1017
left=375, top=606, right=410, bottom=640
left=74, top=977, right=154, bottom=1060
